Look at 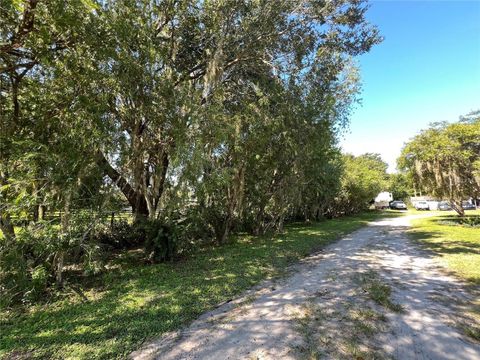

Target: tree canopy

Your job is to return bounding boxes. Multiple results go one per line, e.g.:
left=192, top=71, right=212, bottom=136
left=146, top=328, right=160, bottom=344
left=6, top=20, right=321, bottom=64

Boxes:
left=398, top=112, right=480, bottom=215
left=0, top=0, right=383, bottom=307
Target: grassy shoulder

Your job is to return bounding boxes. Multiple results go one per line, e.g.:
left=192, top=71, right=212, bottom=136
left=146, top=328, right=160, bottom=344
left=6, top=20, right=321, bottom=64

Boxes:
left=409, top=210, right=480, bottom=285
left=0, top=211, right=397, bottom=359
left=409, top=210, right=480, bottom=341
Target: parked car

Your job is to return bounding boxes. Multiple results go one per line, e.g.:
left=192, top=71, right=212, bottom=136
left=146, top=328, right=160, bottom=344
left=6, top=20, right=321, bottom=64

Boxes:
left=438, top=201, right=452, bottom=211
left=462, top=201, right=476, bottom=210
left=415, top=200, right=430, bottom=210
left=390, top=200, right=407, bottom=210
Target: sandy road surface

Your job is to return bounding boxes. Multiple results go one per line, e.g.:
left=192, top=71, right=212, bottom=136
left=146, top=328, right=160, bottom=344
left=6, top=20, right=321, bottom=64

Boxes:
left=131, top=214, right=480, bottom=360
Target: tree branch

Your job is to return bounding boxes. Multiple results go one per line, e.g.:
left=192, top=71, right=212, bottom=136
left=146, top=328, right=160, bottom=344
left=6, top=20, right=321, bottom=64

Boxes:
left=0, top=0, right=39, bottom=56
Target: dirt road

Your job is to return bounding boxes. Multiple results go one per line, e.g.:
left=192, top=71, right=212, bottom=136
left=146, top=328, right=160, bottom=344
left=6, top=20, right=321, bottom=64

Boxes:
left=131, top=214, right=480, bottom=360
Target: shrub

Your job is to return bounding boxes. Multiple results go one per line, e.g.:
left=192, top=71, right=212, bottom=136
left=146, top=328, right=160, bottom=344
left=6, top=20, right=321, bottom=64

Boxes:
left=0, top=242, right=30, bottom=308
left=0, top=214, right=106, bottom=308
left=142, top=220, right=176, bottom=262
left=95, top=220, right=144, bottom=249
left=437, top=216, right=480, bottom=227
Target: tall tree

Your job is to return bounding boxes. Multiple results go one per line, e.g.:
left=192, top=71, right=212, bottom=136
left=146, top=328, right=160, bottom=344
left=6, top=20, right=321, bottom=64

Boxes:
left=388, top=173, right=413, bottom=201
left=334, top=153, right=389, bottom=215
left=0, top=0, right=102, bottom=239
left=1, top=0, right=381, bottom=237
left=398, top=114, right=480, bottom=216
left=89, top=0, right=381, bottom=221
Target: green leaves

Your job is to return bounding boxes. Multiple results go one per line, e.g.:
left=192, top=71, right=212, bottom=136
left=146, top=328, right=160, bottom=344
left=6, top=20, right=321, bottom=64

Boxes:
left=398, top=113, right=480, bottom=214
left=80, top=0, right=99, bottom=11
left=11, top=0, right=24, bottom=11
left=334, top=153, right=389, bottom=215
left=0, top=0, right=382, bottom=309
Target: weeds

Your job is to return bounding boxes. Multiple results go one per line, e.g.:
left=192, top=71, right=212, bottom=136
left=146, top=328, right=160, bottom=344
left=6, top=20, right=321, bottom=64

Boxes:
left=355, top=270, right=403, bottom=313
left=294, top=299, right=389, bottom=360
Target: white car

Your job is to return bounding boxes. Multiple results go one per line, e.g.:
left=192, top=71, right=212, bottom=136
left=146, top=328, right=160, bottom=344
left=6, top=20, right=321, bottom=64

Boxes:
left=415, top=201, right=430, bottom=210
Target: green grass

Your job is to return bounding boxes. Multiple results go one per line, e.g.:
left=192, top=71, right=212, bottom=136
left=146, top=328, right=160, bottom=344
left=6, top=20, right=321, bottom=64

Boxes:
left=0, top=211, right=397, bottom=359
left=294, top=298, right=388, bottom=359
left=409, top=210, right=480, bottom=285
left=409, top=210, right=480, bottom=341
left=354, top=270, right=403, bottom=313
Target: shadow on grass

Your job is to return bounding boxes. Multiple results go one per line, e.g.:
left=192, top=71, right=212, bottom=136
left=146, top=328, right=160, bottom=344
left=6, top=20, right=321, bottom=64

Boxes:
left=0, top=211, right=393, bottom=359
left=431, top=214, right=480, bottom=228
left=350, top=224, right=480, bottom=352
left=410, top=231, right=480, bottom=256
left=132, top=217, right=480, bottom=359
left=408, top=215, right=480, bottom=288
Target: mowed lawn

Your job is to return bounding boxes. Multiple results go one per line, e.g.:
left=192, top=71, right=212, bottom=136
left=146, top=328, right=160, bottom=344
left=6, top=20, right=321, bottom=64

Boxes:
left=409, top=210, right=480, bottom=341
left=0, top=211, right=397, bottom=360
left=409, top=210, right=480, bottom=285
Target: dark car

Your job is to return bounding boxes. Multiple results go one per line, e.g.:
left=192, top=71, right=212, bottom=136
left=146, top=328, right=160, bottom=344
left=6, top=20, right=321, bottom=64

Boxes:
left=438, top=201, right=452, bottom=211
left=462, top=201, right=476, bottom=210
left=390, top=200, right=407, bottom=210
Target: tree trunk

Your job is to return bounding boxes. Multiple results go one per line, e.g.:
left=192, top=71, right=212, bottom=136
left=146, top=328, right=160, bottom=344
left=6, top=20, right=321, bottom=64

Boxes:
left=38, top=204, right=45, bottom=220
left=55, top=251, right=65, bottom=287
left=33, top=205, right=39, bottom=222
left=213, top=164, right=245, bottom=244
left=57, top=196, right=71, bottom=288
left=450, top=199, right=465, bottom=217
left=277, top=214, right=285, bottom=233
left=32, top=201, right=45, bottom=222
left=97, top=152, right=149, bottom=219
left=145, top=152, right=169, bottom=219
left=219, top=220, right=231, bottom=244
left=133, top=194, right=149, bottom=221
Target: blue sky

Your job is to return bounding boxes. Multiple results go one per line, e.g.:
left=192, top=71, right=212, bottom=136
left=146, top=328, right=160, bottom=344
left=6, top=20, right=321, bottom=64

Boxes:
left=340, top=0, right=480, bottom=172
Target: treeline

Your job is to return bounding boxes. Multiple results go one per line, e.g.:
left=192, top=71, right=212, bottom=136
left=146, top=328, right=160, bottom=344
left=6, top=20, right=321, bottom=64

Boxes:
left=398, top=112, right=480, bottom=216
left=0, top=0, right=382, bottom=307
